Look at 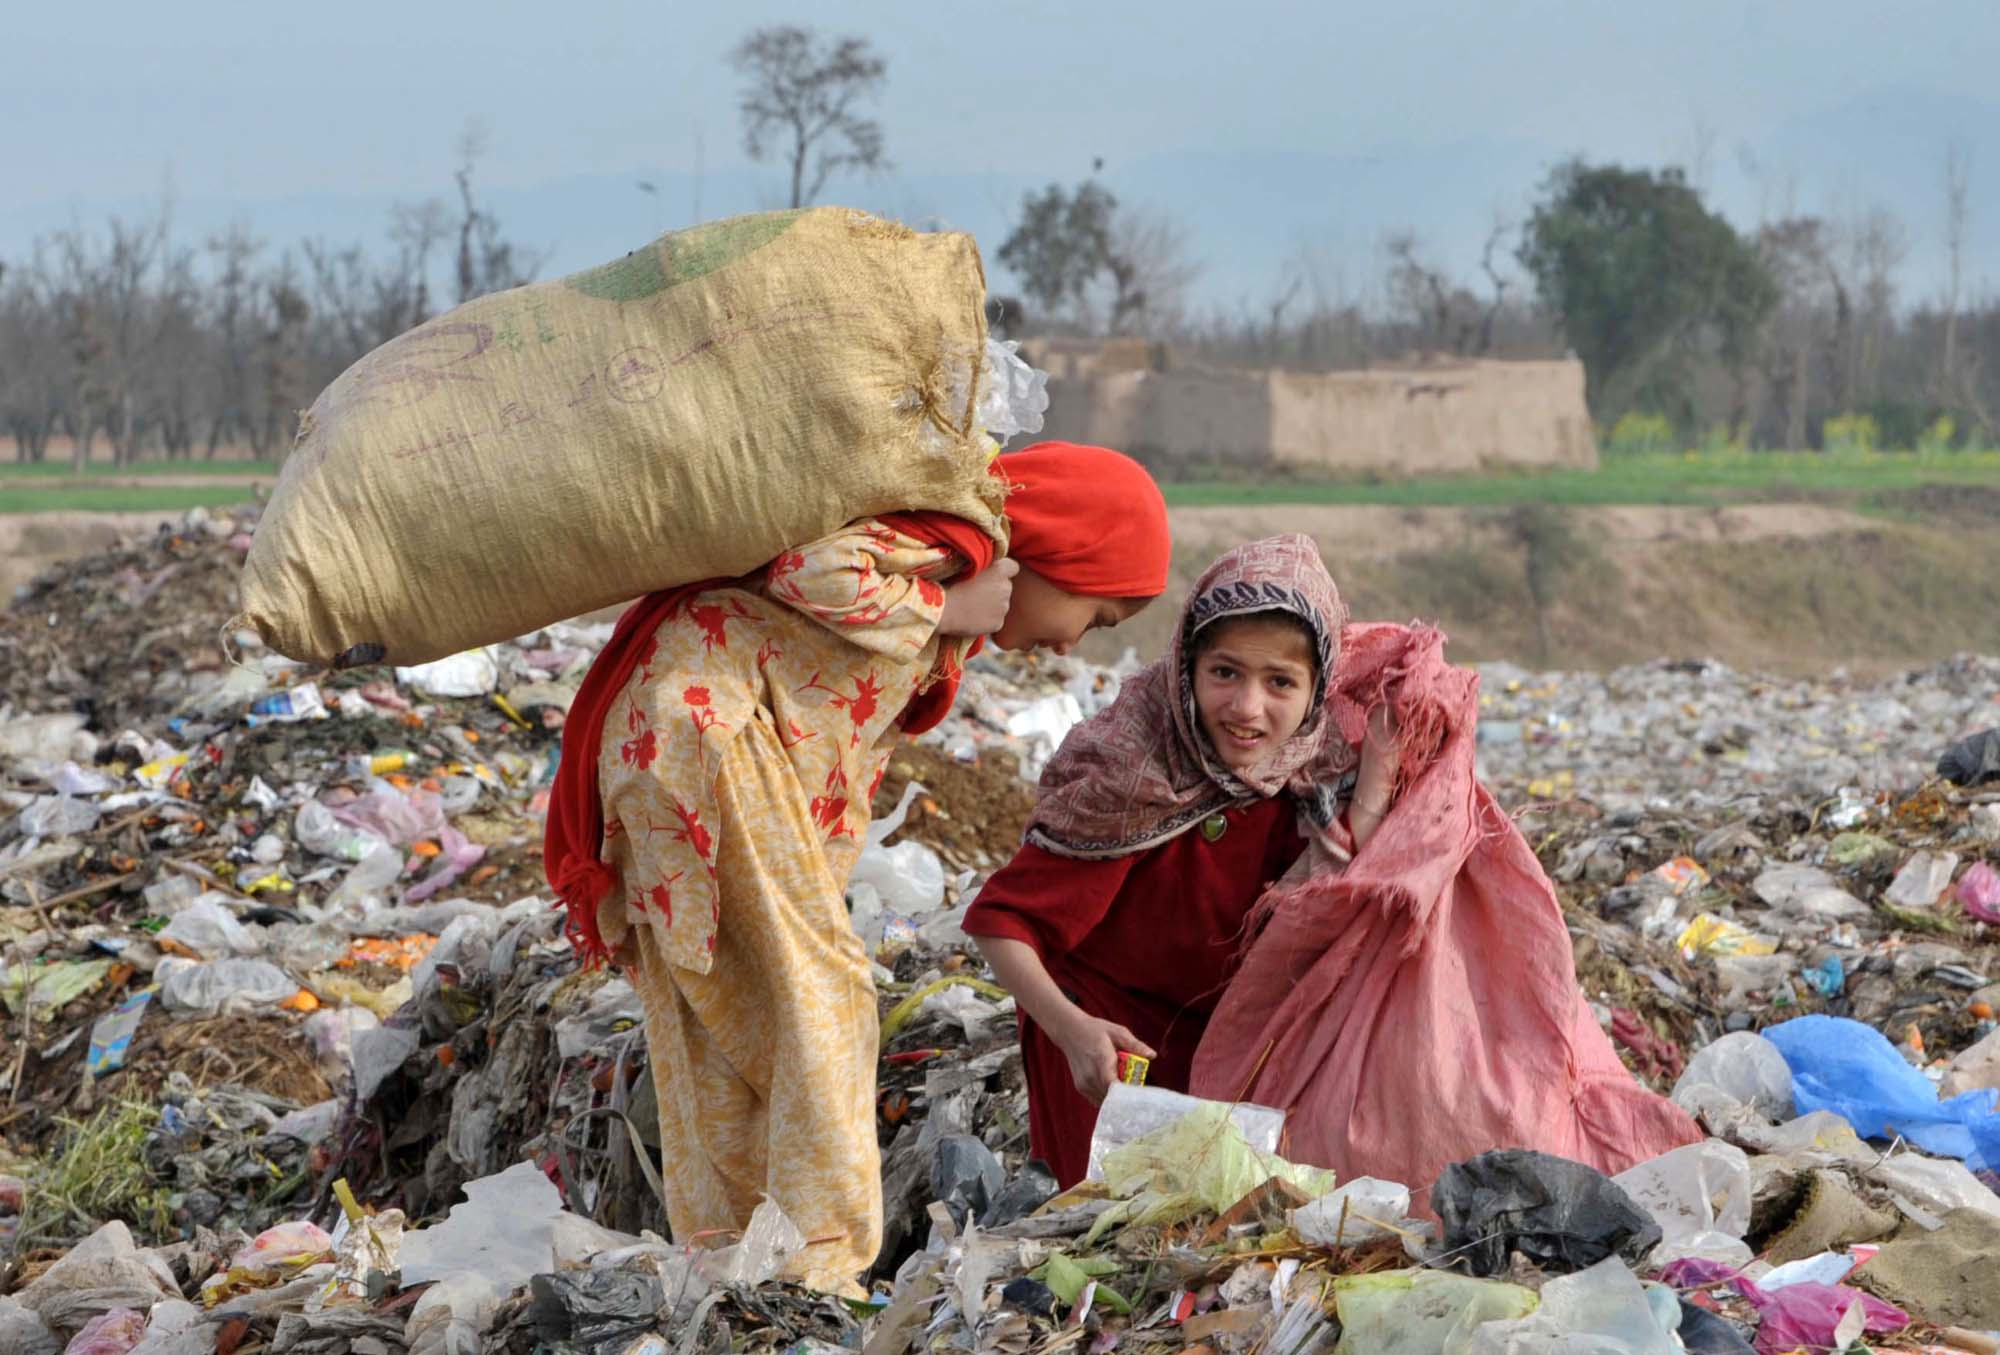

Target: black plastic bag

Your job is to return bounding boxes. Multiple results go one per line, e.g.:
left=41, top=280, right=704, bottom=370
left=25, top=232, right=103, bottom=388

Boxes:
left=530, top=1269, right=664, bottom=1353
left=1676, top=1298, right=1756, bottom=1354
left=1433, top=1148, right=1662, bottom=1277
left=983, top=1160, right=1059, bottom=1228
left=931, top=1134, right=1006, bottom=1230
left=1939, top=728, right=2000, bottom=787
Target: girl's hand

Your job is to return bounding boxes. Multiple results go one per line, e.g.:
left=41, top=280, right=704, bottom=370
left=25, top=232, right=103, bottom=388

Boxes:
left=1054, top=1012, right=1156, bottom=1106
left=1362, top=700, right=1400, bottom=767
left=1350, top=699, right=1401, bottom=848
left=938, top=559, right=1020, bottom=637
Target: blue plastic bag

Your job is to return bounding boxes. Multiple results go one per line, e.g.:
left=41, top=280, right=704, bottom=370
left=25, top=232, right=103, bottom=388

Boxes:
left=1764, top=1015, right=2000, bottom=1170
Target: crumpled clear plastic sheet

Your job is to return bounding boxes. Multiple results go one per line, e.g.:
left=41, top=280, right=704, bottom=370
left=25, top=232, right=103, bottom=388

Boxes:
left=1085, top=1082, right=1286, bottom=1183
left=1332, top=1269, right=1537, bottom=1355
left=1466, top=1258, right=1682, bottom=1355
left=17, top=794, right=101, bottom=837
left=1863, top=1149, right=2000, bottom=1229
left=156, top=896, right=262, bottom=958
left=154, top=955, right=296, bottom=1016
left=696, top=1197, right=808, bottom=1288
left=1613, top=1139, right=1754, bottom=1266
left=14, top=1220, right=179, bottom=1334
left=1090, top=1099, right=1332, bottom=1240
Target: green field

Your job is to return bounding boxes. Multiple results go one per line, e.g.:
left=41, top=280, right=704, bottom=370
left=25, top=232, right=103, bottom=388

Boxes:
left=0, top=459, right=281, bottom=479
left=0, top=486, right=264, bottom=515
left=1160, top=448, right=2000, bottom=509
left=5, top=448, right=2000, bottom=515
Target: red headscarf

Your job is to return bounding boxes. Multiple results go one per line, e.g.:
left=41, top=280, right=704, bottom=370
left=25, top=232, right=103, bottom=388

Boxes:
left=546, top=442, right=1169, bottom=962
left=999, top=442, right=1171, bottom=598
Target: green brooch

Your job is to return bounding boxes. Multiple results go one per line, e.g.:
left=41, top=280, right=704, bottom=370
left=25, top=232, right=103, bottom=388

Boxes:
left=1201, top=814, right=1228, bottom=843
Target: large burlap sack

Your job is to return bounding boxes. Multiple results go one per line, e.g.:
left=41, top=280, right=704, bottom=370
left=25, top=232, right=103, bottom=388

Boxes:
left=241, top=207, right=1006, bottom=668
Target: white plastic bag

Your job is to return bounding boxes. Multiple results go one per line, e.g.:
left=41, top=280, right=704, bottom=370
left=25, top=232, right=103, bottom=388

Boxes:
left=1885, top=850, right=1959, bottom=908
left=295, top=800, right=388, bottom=864
left=156, top=956, right=297, bottom=1015
left=396, top=648, right=501, bottom=698
left=18, top=794, right=101, bottom=837
left=400, top=1160, right=563, bottom=1278
left=1673, top=1031, right=1796, bottom=1121
left=1291, top=1178, right=1413, bottom=1246
left=850, top=780, right=946, bottom=915
left=157, top=897, right=262, bottom=959
left=1613, top=1139, right=1753, bottom=1266
left=1865, top=1151, right=2000, bottom=1229
left=322, top=844, right=405, bottom=915
left=849, top=842, right=946, bottom=916
left=976, top=338, right=1050, bottom=444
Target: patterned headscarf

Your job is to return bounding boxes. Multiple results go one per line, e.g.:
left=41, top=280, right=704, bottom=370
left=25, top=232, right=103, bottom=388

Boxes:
left=1027, top=534, right=1358, bottom=859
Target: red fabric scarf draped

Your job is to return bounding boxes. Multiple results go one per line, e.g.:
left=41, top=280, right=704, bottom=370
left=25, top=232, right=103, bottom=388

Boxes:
left=545, top=510, right=995, bottom=964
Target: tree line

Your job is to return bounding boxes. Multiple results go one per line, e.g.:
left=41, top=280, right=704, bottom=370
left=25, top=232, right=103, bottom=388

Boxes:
left=998, top=157, right=1996, bottom=451
left=3, top=23, right=1992, bottom=461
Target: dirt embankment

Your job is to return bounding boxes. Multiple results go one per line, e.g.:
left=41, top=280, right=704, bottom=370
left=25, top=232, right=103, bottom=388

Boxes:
left=11, top=496, right=2000, bottom=676
left=1074, top=495, right=2000, bottom=676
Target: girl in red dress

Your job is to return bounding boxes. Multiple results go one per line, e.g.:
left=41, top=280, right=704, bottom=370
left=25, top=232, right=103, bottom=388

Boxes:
left=964, top=535, right=1396, bottom=1187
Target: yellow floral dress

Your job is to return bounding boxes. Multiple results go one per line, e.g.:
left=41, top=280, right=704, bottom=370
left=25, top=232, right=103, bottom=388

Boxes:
left=595, top=520, right=967, bottom=1291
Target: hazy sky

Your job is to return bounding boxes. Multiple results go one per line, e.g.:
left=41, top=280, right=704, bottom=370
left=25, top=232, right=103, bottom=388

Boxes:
left=7, top=1, right=1998, bottom=308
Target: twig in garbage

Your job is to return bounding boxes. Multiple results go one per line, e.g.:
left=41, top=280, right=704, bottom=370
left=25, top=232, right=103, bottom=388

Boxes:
left=91, top=805, right=157, bottom=840
left=21, top=874, right=57, bottom=937
left=6, top=980, right=31, bottom=1106
left=163, top=856, right=262, bottom=905
left=33, top=871, right=136, bottom=912
left=983, top=1200, right=1118, bottom=1240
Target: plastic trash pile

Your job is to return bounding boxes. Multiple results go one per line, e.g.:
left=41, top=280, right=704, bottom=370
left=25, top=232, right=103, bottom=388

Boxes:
left=6, top=511, right=2000, bottom=1351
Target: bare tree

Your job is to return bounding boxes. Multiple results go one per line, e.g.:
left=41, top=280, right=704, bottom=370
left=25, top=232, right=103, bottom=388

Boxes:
left=1687, top=112, right=1719, bottom=198
left=1475, top=215, right=1515, bottom=356
left=0, top=258, right=66, bottom=461
left=731, top=26, right=888, bottom=209
left=452, top=125, right=539, bottom=303
left=1384, top=230, right=1449, bottom=351
left=1755, top=216, right=1834, bottom=448
left=1941, top=141, right=1970, bottom=397
left=1104, top=208, right=1202, bottom=334
left=1383, top=230, right=1500, bottom=356
left=203, top=223, right=263, bottom=458
left=255, top=256, right=312, bottom=459
left=1847, top=207, right=1907, bottom=401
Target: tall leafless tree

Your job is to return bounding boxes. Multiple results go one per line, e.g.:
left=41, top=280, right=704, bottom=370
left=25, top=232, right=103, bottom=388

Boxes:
left=452, top=124, right=539, bottom=303
left=731, top=26, right=888, bottom=209
left=1105, top=209, right=1202, bottom=335
left=1941, top=141, right=1970, bottom=400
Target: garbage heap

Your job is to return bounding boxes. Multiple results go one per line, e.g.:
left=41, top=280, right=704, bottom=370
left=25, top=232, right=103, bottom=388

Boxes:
left=4, top=508, right=2000, bottom=1354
